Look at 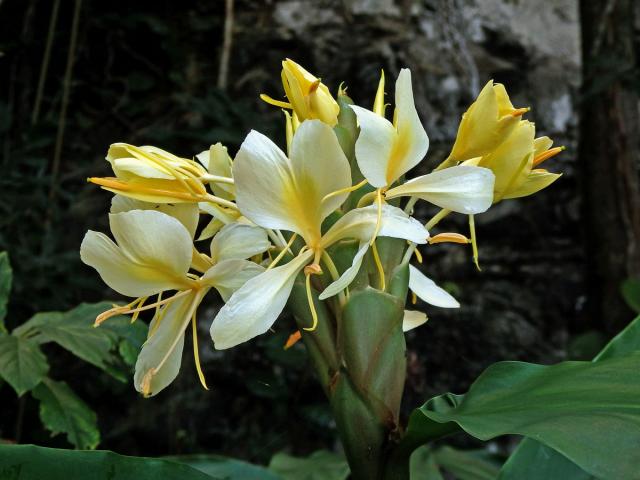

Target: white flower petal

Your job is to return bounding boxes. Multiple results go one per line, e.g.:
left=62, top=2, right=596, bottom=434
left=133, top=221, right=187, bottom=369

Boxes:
left=321, top=204, right=429, bottom=247
left=402, top=310, right=428, bottom=332
left=133, top=292, right=200, bottom=397
left=409, top=265, right=459, bottom=308
left=201, top=259, right=265, bottom=302
left=209, top=223, right=271, bottom=263
left=233, top=130, right=300, bottom=232
left=80, top=231, right=188, bottom=297
left=389, top=69, right=429, bottom=182
left=386, top=165, right=495, bottom=214
left=319, top=241, right=369, bottom=300
left=351, top=105, right=395, bottom=188
left=290, top=119, right=352, bottom=220
left=110, top=195, right=199, bottom=238
left=210, top=250, right=314, bottom=349
left=108, top=210, right=193, bottom=279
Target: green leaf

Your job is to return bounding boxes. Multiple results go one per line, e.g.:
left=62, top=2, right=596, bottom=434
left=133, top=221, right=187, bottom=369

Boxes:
left=14, top=302, right=136, bottom=380
left=498, top=441, right=596, bottom=480
left=410, top=446, right=445, bottom=480
left=0, top=444, right=218, bottom=480
left=403, top=354, right=640, bottom=480
left=0, top=251, right=12, bottom=330
left=595, top=314, right=640, bottom=361
left=0, top=335, right=48, bottom=396
left=432, top=446, right=500, bottom=480
left=621, top=278, right=640, bottom=313
left=269, top=450, right=350, bottom=480
left=32, top=378, right=100, bottom=449
left=498, top=314, right=640, bottom=479
left=169, top=454, right=279, bottom=480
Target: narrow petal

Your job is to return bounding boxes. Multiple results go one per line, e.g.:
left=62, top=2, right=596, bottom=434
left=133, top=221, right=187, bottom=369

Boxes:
left=233, top=130, right=300, bottom=233
left=386, top=165, right=495, bottom=214
left=201, top=259, right=265, bottom=302
left=210, top=250, right=314, bottom=349
left=502, top=170, right=562, bottom=200
left=321, top=204, right=429, bottom=248
left=388, top=69, right=429, bottom=183
left=319, top=242, right=369, bottom=300
left=351, top=105, right=396, bottom=188
left=409, top=265, right=459, bottom=308
left=196, top=143, right=235, bottom=200
left=110, top=195, right=199, bottom=239
left=134, top=292, right=201, bottom=397
left=403, top=310, right=428, bottom=332
left=209, top=223, right=271, bottom=263
left=109, top=210, right=193, bottom=280
left=533, top=136, right=554, bottom=157
left=290, top=120, right=352, bottom=223
left=80, top=231, right=189, bottom=297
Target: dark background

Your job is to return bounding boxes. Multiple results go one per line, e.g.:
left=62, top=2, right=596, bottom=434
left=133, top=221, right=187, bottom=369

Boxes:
left=1, top=0, right=639, bottom=463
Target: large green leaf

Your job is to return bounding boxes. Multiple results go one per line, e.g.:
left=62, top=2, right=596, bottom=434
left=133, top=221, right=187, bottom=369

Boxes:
left=31, top=378, right=100, bottom=450
left=0, top=251, right=11, bottom=331
left=0, top=335, right=48, bottom=396
left=410, top=446, right=499, bottom=480
left=13, top=302, right=140, bottom=381
left=498, top=315, right=640, bottom=479
left=169, top=454, right=278, bottom=480
left=403, top=353, right=640, bottom=480
left=0, top=444, right=218, bottom=480
left=269, top=450, right=350, bottom=480
left=498, top=441, right=596, bottom=480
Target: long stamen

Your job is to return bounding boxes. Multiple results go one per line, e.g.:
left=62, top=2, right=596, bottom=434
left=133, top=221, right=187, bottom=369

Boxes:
left=413, top=247, right=423, bottom=264
left=203, top=193, right=239, bottom=211
left=303, top=272, right=319, bottom=332
left=200, top=173, right=234, bottom=185
left=532, top=146, right=565, bottom=167
left=267, top=233, right=298, bottom=271
left=260, top=93, right=293, bottom=109
left=191, top=309, right=209, bottom=390
left=284, top=110, right=294, bottom=155
left=469, top=215, right=481, bottom=271
left=321, top=179, right=369, bottom=205
left=130, top=296, right=148, bottom=323
left=425, top=208, right=452, bottom=230
left=370, top=189, right=384, bottom=246
left=371, top=241, right=386, bottom=291
left=88, top=177, right=201, bottom=202
left=96, top=289, right=192, bottom=326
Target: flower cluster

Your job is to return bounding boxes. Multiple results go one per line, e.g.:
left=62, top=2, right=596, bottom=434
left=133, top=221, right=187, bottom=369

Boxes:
left=81, top=59, right=562, bottom=396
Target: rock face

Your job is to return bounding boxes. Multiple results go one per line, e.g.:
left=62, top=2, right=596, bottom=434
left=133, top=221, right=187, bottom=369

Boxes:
left=233, top=0, right=583, bottom=400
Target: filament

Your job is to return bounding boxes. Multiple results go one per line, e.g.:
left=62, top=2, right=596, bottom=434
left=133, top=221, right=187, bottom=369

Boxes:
left=192, top=310, right=209, bottom=390
left=267, top=234, right=298, bottom=270
left=371, top=241, right=386, bottom=291
left=321, top=179, right=368, bottom=205
left=469, top=215, right=481, bottom=271
left=303, top=273, right=319, bottom=332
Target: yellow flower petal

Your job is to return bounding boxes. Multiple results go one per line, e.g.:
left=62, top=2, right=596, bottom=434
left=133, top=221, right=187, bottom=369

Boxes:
left=502, top=170, right=562, bottom=200
left=209, top=223, right=271, bottom=263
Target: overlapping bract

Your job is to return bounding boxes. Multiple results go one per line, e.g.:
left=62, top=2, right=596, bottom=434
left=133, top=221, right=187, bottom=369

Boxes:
left=80, top=60, right=562, bottom=396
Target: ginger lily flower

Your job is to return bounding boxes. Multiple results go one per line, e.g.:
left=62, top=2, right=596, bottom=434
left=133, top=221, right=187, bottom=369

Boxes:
left=351, top=69, right=495, bottom=215
left=89, top=143, right=236, bottom=213
left=261, top=59, right=340, bottom=126
left=210, top=120, right=430, bottom=350
left=444, top=80, right=529, bottom=165
left=467, top=120, right=562, bottom=203
left=501, top=135, right=563, bottom=200
left=80, top=209, right=266, bottom=396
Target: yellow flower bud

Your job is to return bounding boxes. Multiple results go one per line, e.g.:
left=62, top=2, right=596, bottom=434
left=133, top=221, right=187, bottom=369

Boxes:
left=260, top=59, right=340, bottom=126
left=449, top=80, right=529, bottom=162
